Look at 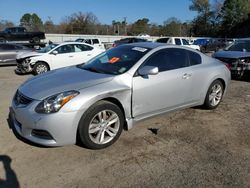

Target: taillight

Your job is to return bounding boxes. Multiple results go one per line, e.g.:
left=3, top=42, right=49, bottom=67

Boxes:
left=224, top=63, right=231, bottom=71
left=112, top=43, right=116, bottom=48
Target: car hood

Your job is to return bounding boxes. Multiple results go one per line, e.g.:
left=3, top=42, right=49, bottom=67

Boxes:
left=16, top=51, right=43, bottom=60
left=19, top=66, right=114, bottom=100
left=213, top=50, right=250, bottom=59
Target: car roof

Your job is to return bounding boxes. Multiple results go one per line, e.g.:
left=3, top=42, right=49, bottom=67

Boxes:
left=58, top=41, right=94, bottom=46
left=124, top=42, right=165, bottom=49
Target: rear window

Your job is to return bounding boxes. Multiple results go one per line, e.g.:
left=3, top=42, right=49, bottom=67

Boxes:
left=188, top=51, right=202, bottom=66
left=182, top=39, right=189, bottom=45
left=156, top=38, right=169, bottom=43
left=226, top=40, right=250, bottom=52
left=92, top=39, right=99, bottom=44
left=175, top=38, right=182, bottom=45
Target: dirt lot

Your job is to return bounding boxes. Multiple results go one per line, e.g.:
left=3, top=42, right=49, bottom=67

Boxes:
left=0, top=66, right=249, bottom=188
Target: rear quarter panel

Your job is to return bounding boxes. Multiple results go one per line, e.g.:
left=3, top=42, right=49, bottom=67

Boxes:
left=197, top=55, right=230, bottom=104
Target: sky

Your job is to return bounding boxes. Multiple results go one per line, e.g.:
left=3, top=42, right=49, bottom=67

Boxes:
left=0, top=0, right=197, bottom=25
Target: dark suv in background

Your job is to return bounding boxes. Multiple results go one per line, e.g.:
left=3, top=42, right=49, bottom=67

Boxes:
left=213, top=38, right=250, bottom=79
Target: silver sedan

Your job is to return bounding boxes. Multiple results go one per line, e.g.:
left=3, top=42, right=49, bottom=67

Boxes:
left=10, top=42, right=231, bottom=149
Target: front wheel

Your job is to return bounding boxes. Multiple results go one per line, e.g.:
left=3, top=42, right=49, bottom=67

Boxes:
left=33, top=62, right=49, bottom=75
left=203, top=80, right=224, bottom=109
left=78, top=101, right=124, bottom=149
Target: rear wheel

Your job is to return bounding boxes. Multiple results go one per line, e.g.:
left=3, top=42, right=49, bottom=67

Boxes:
left=78, top=101, right=124, bottom=149
left=0, top=37, right=6, bottom=43
left=203, top=80, right=224, bottom=109
left=30, top=37, right=40, bottom=43
left=33, top=62, right=49, bottom=75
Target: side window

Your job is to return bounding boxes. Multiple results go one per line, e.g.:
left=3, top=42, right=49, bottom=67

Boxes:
left=56, top=44, right=75, bottom=54
left=188, top=51, right=202, bottom=66
left=143, top=48, right=188, bottom=72
left=92, top=39, right=99, bottom=44
left=84, top=39, right=91, bottom=44
left=74, top=44, right=93, bottom=52
left=156, top=38, right=169, bottom=43
left=182, top=39, right=189, bottom=45
left=175, top=38, right=181, bottom=45
left=17, top=27, right=25, bottom=32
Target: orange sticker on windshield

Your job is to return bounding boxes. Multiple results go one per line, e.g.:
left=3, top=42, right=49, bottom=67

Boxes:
left=109, top=57, right=120, bottom=64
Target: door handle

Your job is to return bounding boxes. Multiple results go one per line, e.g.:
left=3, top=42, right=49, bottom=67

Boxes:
left=69, top=55, right=74, bottom=58
left=182, top=73, right=192, bottom=79
left=87, top=54, right=91, bottom=56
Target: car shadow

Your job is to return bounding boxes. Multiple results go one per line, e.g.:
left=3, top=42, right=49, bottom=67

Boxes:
left=14, top=69, right=31, bottom=76
left=0, top=64, right=16, bottom=67
left=0, top=155, right=20, bottom=188
left=7, top=112, right=52, bottom=148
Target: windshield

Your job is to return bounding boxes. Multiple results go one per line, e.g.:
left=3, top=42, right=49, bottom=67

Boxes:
left=37, top=44, right=58, bottom=53
left=78, top=45, right=150, bottom=75
left=225, top=40, right=250, bottom=52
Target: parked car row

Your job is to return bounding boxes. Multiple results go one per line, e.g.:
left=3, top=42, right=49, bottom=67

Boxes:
left=193, top=38, right=235, bottom=53
left=155, top=37, right=200, bottom=51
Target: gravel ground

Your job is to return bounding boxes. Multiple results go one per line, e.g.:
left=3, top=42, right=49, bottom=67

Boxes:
left=0, top=66, right=249, bottom=188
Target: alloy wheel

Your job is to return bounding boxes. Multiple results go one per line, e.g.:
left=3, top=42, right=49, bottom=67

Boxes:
left=209, top=84, right=223, bottom=106
left=88, top=110, right=120, bottom=145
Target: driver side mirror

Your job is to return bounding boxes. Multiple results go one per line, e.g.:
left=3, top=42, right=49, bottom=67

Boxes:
left=138, top=66, right=159, bottom=76
left=51, top=50, right=58, bottom=55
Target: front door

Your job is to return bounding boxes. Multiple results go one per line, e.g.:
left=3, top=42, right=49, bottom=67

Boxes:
left=132, top=48, right=193, bottom=118
left=49, top=44, right=77, bottom=69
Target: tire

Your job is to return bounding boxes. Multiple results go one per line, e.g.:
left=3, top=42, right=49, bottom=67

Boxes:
left=33, top=62, right=49, bottom=75
left=0, top=37, right=6, bottom=43
left=30, top=37, right=40, bottom=43
left=203, top=80, right=224, bottom=109
left=78, top=101, right=124, bottom=149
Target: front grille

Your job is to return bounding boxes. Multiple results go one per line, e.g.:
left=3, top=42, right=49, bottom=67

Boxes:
left=31, top=129, right=54, bottom=140
left=14, top=90, right=33, bottom=106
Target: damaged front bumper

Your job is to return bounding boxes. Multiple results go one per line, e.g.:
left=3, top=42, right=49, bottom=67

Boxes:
left=15, top=58, right=33, bottom=74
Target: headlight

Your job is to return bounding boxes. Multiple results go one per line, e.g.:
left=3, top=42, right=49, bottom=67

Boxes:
left=35, top=91, right=79, bottom=114
left=24, top=58, right=31, bottom=64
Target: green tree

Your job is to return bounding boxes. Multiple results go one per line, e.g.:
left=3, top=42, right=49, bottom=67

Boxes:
left=60, top=12, right=99, bottom=34
left=20, top=13, right=43, bottom=31
left=130, top=18, right=150, bottom=35
left=161, top=17, right=182, bottom=36
left=189, top=0, right=215, bottom=36
left=220, top=0, right=250, bottom=32
left=20, top=13, right=32, bottom=29
left=31, top=13, right=43, bottom=31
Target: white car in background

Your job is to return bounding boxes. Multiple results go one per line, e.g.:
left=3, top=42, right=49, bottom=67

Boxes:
left=16, top=42, right=105, bottom=75
left=156, top=37, right=200, bottom=51
left=75, top=38, right=105, bottom=50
